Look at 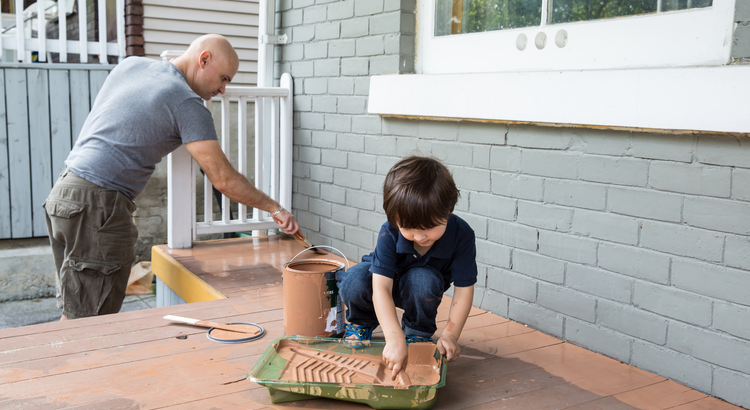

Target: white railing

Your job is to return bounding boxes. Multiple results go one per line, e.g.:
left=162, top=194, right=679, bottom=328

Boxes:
left=167, top=73, right=294, bottom=249
left=1, top=0, right=125, bottom=63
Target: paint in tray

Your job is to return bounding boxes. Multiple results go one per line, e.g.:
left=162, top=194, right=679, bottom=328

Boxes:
left=248, top=336, right=447, bottom=409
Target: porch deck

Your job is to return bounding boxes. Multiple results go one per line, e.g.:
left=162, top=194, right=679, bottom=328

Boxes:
left=0, top=235, right=741, bottom=409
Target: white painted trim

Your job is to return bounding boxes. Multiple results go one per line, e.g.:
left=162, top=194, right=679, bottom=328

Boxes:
left=77, top=0, right=86, bottom=63
left=368, top=66, right=750, bottom=134
left=116, top=0, right=126, bottom=60
left=97, top=0, right=106, bottom=63
left=417, top=0, right=736, bottom=74
left=58, top=0, right=68, bottom=62
left=167, top=145, right=194, bottom=249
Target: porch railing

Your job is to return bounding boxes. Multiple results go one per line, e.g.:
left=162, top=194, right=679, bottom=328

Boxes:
left=167, top=73, right=294, bottom=249
left=1, top=0, right=125, bottom=63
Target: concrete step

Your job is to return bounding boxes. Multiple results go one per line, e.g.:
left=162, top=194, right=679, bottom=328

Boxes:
left=0, top=238, right=56, bottom=302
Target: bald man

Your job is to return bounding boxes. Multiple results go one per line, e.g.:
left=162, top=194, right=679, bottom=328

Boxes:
left=43, top=34, right=299, bottom=320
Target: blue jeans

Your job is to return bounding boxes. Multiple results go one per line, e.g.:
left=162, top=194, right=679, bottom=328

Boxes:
left=337, top=262, right=444, bottom=338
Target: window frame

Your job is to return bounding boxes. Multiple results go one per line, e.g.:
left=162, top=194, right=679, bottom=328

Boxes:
left=366, top=0, right=749, bottom=134
left=417, top=0, right=736, bottom=74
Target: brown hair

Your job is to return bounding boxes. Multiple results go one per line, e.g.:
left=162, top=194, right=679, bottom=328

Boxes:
left=383, top=156, right=459, bottom=229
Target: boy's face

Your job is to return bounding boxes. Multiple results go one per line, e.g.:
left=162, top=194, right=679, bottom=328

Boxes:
left=398, top=219, right=448, bottom=250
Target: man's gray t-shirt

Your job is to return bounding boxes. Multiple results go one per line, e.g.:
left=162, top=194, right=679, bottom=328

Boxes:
left=66, top=56, right=217, bottom=200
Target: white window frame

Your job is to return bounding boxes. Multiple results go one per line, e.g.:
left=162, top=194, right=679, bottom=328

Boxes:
left=368, top=0, right=750, bottom=134
left=418, top=0, right=736, bottom=73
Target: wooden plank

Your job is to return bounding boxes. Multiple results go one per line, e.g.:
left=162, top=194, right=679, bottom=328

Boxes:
left=88, top=69, right=109, bottom=107
left=0, top=286, right=282, bottom=341
left=49, top=70, right=72, bottom=178
left=0, top=304, right=283, bottom=369
left=0, top=339, right=275, bottom=409
left=26, top=69, right=53, bottom=237
left=5, top=68, right=32, bottom=238
left=69, top=70, right=90, bottom=143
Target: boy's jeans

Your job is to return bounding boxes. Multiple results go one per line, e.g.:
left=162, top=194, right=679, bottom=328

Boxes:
left=337, top=262, right=444, bottom=339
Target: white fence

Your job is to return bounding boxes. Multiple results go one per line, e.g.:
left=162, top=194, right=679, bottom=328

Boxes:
left=167, top=73, right=294, bottom=249
left=1, top=0, right=125, bottom=63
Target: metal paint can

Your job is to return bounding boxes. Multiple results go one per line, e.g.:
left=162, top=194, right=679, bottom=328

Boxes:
left=282, top=249, right=347, bottom=337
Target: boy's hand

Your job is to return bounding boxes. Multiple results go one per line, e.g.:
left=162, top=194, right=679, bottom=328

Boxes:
left=382, top=338, right=408, bottom=380
left=436, top=335, right=461, bottom=362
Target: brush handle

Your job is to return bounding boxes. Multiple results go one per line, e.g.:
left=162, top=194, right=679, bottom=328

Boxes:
left=273, top=216, right=317, bottom=247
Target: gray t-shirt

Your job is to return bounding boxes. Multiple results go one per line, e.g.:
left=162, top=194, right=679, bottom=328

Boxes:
left=66, top=56, right=217, bottom=200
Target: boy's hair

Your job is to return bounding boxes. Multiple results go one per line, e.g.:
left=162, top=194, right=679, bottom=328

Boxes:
left=383, top=156, right=459, bottom=229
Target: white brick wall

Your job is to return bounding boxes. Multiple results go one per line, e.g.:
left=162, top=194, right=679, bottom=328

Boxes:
left=278, top=1, right=750, bottom=406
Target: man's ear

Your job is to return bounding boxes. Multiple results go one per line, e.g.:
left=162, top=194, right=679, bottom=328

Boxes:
left=199, top=51, right=211, bottom=68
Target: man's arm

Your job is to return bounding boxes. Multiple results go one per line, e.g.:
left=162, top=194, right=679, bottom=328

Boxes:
left=185, top=139, right=299, bottom=233
left=437, top=285, right=474, bottom=361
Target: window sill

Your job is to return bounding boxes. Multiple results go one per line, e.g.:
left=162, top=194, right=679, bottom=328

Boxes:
left=368, top=66, right=750, bottom=135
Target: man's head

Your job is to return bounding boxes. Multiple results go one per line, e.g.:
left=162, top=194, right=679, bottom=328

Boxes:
left=172, top=34, right=239, bottom=100
left=382, top=156, right=459, bottom=230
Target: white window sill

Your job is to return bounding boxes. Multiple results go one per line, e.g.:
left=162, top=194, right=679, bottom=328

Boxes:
left=368, top=66, right=750, bottom=135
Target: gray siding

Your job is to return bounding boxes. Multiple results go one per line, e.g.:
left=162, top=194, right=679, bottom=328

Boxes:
left=276, top=0, right=750, bottom=407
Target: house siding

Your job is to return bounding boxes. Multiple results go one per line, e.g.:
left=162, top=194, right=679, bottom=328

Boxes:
left=141, top=0, right=260, bottom=86
left=275, top=0, right=750, bottom=407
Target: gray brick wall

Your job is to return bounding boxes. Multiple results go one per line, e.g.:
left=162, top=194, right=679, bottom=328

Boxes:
left=276, top=1, right=750, bottom=407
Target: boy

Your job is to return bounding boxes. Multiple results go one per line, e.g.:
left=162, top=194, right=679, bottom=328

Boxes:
left=337, top=156, right=477, bottom=380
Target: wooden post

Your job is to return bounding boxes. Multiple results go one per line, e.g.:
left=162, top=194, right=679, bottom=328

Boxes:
left=451, top=0, right=463, bottom=35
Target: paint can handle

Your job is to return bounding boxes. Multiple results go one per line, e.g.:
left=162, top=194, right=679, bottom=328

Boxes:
left=289, top=246, right=350, bottom=271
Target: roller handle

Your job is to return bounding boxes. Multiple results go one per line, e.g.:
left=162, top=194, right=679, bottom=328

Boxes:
left=163, top=315, right=260, bottom=335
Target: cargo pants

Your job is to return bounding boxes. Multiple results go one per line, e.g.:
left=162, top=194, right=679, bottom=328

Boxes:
left=43, top=168, right=138, bottom=319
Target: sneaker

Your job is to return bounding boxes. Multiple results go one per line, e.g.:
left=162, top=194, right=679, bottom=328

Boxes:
left=405, top=335, right=434, bottom=344
left=344, top=323, right=373, bottom=340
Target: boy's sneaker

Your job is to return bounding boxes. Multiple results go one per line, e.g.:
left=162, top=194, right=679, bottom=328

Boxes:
left=344, top=323, right=373, bottom=341
left=405, top=335, right=434, bottom=344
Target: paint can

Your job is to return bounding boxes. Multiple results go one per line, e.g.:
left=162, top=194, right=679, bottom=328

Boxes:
left=282, top=247, right=348, bottom=337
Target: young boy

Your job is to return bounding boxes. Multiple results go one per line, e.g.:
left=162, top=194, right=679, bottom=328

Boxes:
left=337, top=156, right=477, bottom=380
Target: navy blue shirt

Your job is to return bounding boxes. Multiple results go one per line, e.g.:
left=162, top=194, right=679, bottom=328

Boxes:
left=363, top=214, right=478, bottom=288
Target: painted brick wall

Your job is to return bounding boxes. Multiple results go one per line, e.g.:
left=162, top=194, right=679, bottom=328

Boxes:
left=275, top=1, right=750, bottom=406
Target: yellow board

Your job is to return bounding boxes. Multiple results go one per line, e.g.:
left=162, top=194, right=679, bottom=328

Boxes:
left=151, top=245, right=226, bottom=303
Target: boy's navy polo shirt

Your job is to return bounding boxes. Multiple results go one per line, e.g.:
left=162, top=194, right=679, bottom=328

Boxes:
left=361, top=214, right=477, bottom=288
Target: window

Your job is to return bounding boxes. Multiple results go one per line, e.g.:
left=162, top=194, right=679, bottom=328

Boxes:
left=417, top=0, right=734, bottom=73
left=435, top=0, right=713, bottom=36
left=368, top=0, right=748, bottom=134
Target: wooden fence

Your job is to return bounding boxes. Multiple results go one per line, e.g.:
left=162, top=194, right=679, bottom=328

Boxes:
left=0, top=63, right=112, bottom=239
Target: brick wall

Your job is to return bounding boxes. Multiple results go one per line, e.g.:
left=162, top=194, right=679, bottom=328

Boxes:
left=275, top=0, right=750, bottom=406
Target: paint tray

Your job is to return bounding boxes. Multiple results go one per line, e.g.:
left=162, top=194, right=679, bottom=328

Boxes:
left=248, top=336, right=447, bottom=409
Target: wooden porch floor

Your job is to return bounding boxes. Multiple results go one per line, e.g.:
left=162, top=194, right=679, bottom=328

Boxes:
left=0, top=235, right=742, bottom=409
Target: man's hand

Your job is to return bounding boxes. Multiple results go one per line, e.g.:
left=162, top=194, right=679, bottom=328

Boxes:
left=436, top=335, right=461, bottom=362
left=273, top=208, right=299, bottom=235
left=382, top=338, right=409, bottom=381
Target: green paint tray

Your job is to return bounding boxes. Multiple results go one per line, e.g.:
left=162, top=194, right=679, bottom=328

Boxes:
left=248, top=336, right=447, bottom=409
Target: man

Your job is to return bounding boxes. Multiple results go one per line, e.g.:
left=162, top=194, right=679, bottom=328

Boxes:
left=43, top=34, right=299, bottom=320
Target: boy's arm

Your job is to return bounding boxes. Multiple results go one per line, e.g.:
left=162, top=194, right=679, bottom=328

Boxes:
left=372, top=274, right=408, bottom=380
left=437, top=285, right=474, bottom=362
